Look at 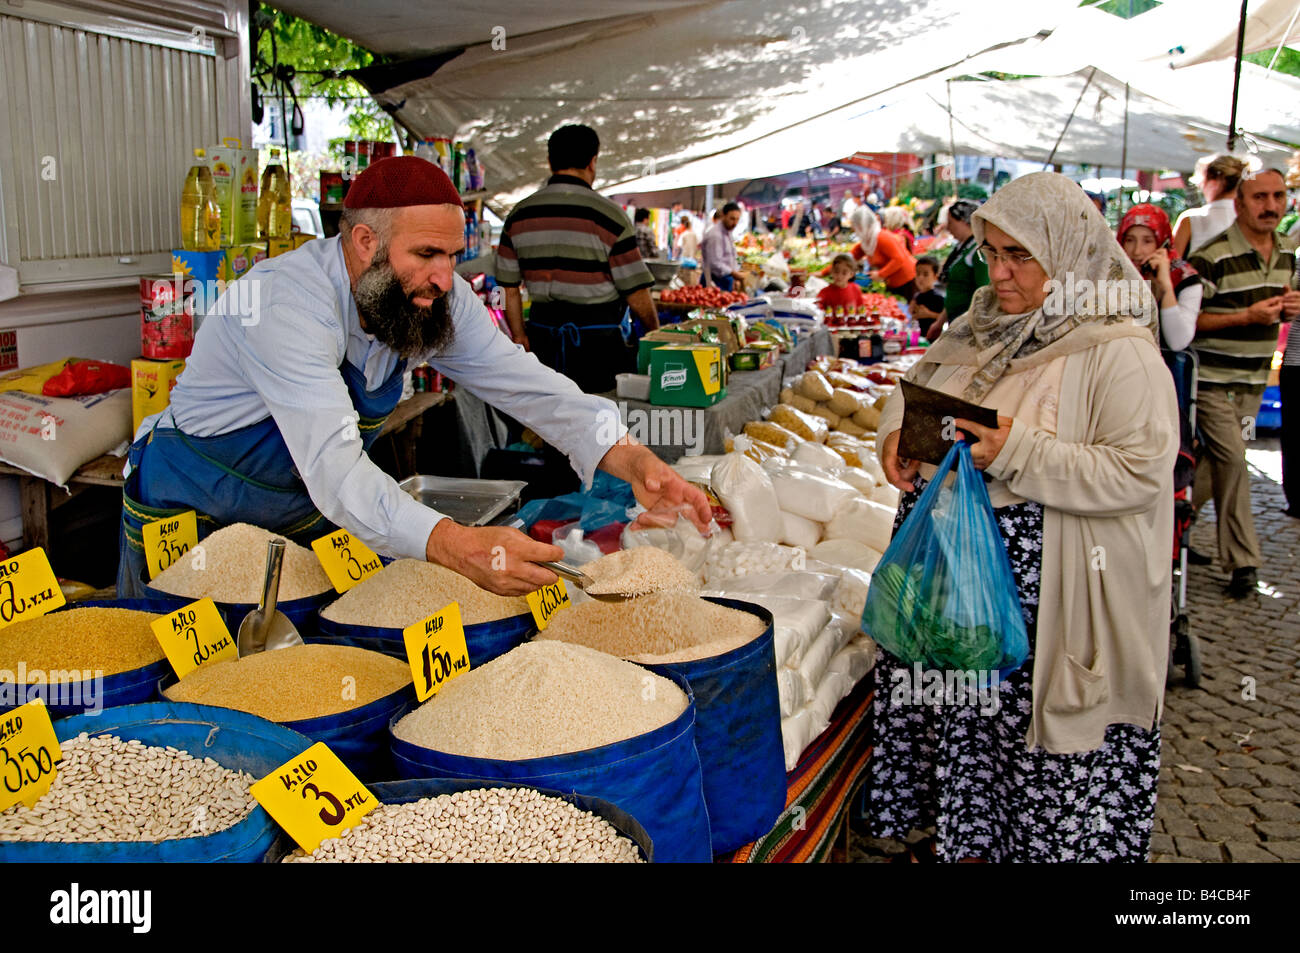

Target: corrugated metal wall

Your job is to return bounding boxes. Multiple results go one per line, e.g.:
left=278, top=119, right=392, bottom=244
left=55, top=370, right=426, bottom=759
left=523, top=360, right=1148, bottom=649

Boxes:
left=0, top=0, right=249, bottom=286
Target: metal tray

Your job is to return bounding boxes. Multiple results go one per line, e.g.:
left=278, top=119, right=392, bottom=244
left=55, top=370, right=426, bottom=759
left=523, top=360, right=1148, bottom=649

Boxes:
left=397, top=475, right=528, bottom=526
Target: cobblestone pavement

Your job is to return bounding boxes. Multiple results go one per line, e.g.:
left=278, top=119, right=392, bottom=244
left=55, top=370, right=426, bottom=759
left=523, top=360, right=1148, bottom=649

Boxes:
left=850, top=438, right=1299, bottom=863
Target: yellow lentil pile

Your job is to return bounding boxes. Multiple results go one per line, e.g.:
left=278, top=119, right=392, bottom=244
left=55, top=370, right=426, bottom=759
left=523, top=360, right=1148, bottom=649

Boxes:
left=538, top=592, right=766, bottom=664
left=164, top=644, right=410, bottom=722
left=0, top=608, right=164, bottom=676
left=581, top=547, right=700, bottom=596
left=320, top=559, right=530, bottom=628
left=150, top=523, right=332, bottom=602
left=392, top=641, right=686, bottom=760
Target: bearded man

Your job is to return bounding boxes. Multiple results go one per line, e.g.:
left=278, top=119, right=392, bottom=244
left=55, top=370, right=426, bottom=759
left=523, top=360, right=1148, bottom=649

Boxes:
left=117, top=157, right=708, bottom=597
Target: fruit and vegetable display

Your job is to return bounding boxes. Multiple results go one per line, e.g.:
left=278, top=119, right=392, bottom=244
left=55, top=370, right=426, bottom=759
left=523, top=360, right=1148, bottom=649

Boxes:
left=660, top=286, right=748, bottom=307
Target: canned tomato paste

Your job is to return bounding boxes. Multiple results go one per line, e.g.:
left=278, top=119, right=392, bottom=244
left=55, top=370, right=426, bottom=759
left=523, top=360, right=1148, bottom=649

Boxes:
left=140, top=275, right=194, bottom=360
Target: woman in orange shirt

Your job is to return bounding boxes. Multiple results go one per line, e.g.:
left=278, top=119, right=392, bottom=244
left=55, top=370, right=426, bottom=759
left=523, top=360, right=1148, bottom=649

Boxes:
left=821, top=207, right=917, bottom=299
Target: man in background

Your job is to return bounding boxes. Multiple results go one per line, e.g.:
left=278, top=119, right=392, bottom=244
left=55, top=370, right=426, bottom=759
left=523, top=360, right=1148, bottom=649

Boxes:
left=701, top=202, right=745, bottom=291
left=496, top=124, right=657, bottom=392
left=634, top=207, right=662, bottom=260
left=1187, top=167, right=1300, bottom=597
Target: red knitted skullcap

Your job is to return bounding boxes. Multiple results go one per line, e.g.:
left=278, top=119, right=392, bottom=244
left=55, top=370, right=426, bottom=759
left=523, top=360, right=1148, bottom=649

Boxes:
left=343, top=155, right=464, bottom=209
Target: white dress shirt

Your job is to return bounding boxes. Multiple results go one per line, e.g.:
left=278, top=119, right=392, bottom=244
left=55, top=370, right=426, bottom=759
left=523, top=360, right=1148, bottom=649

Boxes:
left=136, top=236, right=627, bottom=559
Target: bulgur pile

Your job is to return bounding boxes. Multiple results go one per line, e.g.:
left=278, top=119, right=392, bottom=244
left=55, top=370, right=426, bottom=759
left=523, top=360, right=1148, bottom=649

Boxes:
left=0, top=608, right=164, bottom=675
left=164, top=643, right=409, bottom=722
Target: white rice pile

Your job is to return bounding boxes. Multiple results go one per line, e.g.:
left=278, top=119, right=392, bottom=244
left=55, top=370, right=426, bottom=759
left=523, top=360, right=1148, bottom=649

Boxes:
left=538, top=592, right=766, bottom=664
left=392, top=641, right=686, bottom=760
left=149, top=523, right=332, bottom=602
left=581, top=547, right=700, bottom=597
left=319, top=559, right=530, bottom=627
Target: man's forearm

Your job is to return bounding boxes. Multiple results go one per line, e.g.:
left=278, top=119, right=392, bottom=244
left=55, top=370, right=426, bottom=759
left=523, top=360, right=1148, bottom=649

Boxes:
left=626, top=288, right=658, bottom=330
left=504, top=287, right=525, bottom=341
left=1196, top=310, right=1263, bottom=333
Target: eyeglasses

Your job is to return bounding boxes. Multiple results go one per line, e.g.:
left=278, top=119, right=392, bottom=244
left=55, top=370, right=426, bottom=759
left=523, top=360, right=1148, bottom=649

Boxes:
left=976, top=244, right=1037, bottom=268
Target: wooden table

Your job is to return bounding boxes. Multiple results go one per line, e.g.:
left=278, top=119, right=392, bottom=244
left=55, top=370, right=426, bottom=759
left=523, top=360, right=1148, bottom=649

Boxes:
left=0, top=391, right=452, bottom=561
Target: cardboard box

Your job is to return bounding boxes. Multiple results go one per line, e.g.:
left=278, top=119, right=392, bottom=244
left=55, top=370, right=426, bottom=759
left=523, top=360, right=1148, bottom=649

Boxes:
left=649, top=343, right=725, bottom=407
left=266, top=238, right=295, bottom=258
left=221, top=243, right=267, bottom=283
left=132, top=359, right=185, bottom=433
left=170, top=249, right=224, bottom=317
left=292, top=232, right=316, bottom=249
left=681, top=316, right=743, bottom=356
left=729, top=345, right=778, bottom=372
left=637, top=327, right=698, bottom=374
left=207, top=138, right=259, bottom=245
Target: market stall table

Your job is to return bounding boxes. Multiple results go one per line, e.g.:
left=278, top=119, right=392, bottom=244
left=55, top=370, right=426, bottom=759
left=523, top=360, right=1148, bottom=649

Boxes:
left=598, top=328, right=832, bottom=463
left=0, top=391, right=451, bottom=562
left=719, top=679, right=873, bottom=863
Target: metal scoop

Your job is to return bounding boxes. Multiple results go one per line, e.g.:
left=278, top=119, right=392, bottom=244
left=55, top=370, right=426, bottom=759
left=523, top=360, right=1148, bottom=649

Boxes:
left=538, top=561, right=638, bottom=603
left=237, top=538, right=304, bottom=656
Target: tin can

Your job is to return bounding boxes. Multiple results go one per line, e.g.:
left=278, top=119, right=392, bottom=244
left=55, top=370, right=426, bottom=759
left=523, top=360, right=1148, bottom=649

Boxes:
left=412, top=365, right=428, bottom=392
left=140, top=275, right=194, bottom=360
left=320, top=171, right=345, bottom=205
left=431, top=371, right=444, bottom=393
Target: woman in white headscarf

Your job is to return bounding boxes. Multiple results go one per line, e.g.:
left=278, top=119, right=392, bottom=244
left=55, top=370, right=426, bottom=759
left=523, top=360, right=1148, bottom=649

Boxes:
left=819, top=206, right=917, bottom=298
left=865, top=172, right=1179, bottom=863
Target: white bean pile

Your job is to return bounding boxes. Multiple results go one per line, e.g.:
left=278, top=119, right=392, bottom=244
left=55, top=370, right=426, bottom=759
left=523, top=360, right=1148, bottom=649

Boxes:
left=283, top=787, right=643, bottom=863
left=0, top=733, right=255, bottom=843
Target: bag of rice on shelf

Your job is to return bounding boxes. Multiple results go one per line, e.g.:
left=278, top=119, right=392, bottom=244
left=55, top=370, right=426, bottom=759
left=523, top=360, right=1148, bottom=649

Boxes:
left=0, top=389, right=131, bottom=487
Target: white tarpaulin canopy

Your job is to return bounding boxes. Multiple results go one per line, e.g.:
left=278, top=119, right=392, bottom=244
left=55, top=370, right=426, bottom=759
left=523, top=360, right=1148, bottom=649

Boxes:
left=275, top=0, right=1080, bottom=202
left=274, top=0, right=1298, bottom=201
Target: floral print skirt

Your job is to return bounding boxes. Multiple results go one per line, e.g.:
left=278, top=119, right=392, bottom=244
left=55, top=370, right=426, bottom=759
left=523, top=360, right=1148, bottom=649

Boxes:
left=864, top=478, right=1162, bottom=862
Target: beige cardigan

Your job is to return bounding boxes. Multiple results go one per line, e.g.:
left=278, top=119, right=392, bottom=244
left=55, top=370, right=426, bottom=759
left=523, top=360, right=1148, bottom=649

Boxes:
left=877, top=336, right=1179, bottom=754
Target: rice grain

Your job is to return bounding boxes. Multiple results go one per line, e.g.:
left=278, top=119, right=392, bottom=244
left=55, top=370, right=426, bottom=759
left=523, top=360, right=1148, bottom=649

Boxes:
left=320, top=559, right=528, bottom=628
left=150, top=523, right=331, bottom=602
left=581, top=548, right=699, bottom=596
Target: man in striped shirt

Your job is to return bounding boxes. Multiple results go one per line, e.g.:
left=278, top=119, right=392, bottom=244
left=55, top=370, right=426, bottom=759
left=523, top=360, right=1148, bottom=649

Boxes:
left=496, top=124, right=657, bottom=392
left=1187, top=167, right=1300, bottom=597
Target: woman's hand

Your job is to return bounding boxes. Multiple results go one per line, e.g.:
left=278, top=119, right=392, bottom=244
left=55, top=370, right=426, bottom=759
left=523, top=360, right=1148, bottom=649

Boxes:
left=881, top=430, right=919, bottom=492
left=599, top=440, right=713, bottom=534
left=953, top=415, right=1015, bottom=469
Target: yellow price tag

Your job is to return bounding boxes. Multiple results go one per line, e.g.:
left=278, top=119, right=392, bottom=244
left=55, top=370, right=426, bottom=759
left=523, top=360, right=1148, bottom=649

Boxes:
left=310, top=529, right=383, bottom=594
left=0, top=699, right=62, bottom=812
left=526, top=580, right=570, bottom=632
left=402, top=602, right=469, bottom=702
left=251, top=742, right=377, bottom=854
left=141, top=511, right=198, bottom=580
left=150, top=598, right=237, bottom=680
left=0, top=548, right=66, bottom=631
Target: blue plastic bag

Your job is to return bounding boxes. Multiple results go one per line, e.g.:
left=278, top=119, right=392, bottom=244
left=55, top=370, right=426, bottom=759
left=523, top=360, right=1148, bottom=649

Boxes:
left=861, top=441, right=1028, bottom=675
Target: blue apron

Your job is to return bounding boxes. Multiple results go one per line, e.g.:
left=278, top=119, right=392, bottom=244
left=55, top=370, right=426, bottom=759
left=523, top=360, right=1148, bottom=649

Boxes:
left=116, top=358, right=406, bottom=598
left=528, top=301, right=635, bottom=393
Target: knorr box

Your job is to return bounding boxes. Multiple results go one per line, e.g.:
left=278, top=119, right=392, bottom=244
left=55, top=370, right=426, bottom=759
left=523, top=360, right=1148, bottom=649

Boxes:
left=636, top=327, right=697, bottom=374
left=649, top=344, right=725, bottom=408
left=207, top=138, right=259, bottom=245
left=131, top=359, right=185, bottom=433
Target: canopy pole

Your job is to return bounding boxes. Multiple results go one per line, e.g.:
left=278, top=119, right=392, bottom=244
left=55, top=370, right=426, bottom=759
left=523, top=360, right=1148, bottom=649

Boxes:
left=946, top=80, right=957, bottom=187
left=1119, top=82, right=1130, bottom=216
left=1227, top=0, right=1248, bottom=151
left=1044, top=67, right=1096, bottom=169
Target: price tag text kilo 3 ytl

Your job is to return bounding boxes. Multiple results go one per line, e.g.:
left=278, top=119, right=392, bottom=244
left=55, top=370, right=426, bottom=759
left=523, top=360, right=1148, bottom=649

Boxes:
left=0, top=699, right=62, bottom=812
left=251, top=742, right=376, bottom=853
left=310, top=529, right=382, bottom=594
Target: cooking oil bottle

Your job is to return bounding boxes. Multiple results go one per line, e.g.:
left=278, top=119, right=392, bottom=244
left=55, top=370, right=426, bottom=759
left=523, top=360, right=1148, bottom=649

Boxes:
left=180, top=148, right=222, bottom=251
left=257, top=147, right=292, bottom=239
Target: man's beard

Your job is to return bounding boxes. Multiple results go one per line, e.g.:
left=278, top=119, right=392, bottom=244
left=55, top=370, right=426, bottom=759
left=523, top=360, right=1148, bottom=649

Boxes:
left=353, top=249, right=455, bottom=359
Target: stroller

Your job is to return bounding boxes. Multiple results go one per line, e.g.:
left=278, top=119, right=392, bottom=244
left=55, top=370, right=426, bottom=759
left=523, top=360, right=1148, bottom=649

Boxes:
left=1163, top=349, right=1203, bottom=688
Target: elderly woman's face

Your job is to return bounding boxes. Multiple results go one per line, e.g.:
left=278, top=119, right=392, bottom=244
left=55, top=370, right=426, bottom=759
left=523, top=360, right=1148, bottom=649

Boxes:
left=981, top=223, right=1050, bottom=314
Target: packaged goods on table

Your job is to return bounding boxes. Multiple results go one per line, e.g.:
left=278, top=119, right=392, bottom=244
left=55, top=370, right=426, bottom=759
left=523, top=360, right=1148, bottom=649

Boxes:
left=0, top=733, right=254, bottom=844
left=164, top=643, right=409, bottom=723
left=149, top=523, right=331, bottom=602
left=710, top=455, right=781, bottom=543
left=284, top=787, right=644, bottom=863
